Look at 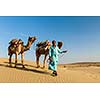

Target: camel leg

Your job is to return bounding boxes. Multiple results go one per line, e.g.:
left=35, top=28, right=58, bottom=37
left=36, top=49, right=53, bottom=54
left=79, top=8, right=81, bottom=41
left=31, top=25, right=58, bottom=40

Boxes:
left=21, top=53, right=25, bottom=68
left=9, top=54, right=12, bottom=67
left=36, top=55, right=40, bottom=68
left=15, top=53, right=18, bottom=68
left=42, top=55, right=47, bottom=69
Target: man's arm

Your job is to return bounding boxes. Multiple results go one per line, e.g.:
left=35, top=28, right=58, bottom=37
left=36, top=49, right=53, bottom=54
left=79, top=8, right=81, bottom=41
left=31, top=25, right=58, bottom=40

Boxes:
left=62, top=50, right=68, bottom=53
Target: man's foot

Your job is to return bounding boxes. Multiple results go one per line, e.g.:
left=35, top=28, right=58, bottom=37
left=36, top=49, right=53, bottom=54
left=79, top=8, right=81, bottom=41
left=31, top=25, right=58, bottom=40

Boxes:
left=51, top=71, right=57, bottom=76
left=55, top=71, right=57, bottom=76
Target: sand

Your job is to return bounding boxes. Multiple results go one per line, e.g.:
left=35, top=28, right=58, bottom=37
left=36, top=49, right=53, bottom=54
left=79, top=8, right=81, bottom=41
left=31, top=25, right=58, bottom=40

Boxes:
left=0, top=58, right=100, bottom=83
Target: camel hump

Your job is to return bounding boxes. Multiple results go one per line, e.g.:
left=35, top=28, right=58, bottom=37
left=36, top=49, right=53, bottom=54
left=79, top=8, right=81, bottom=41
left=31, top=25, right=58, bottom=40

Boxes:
left=9, top=39, right=19, bottom=44
left=36, top=40, right=48, bottom=47
left=18, top=39, right=23, bottom=44
left=9, top=39, right=23, bottom=45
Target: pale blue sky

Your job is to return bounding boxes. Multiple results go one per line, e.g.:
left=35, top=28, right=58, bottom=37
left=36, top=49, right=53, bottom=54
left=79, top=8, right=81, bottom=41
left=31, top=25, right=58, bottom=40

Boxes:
left=0, top=16, right=100, bottom=64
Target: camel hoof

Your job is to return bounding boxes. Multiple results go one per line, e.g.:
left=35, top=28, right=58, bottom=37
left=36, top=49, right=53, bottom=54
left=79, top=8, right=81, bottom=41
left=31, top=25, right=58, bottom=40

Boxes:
left=14, top=66, right=16, bottom=68
left=9, top=65, right=12, bottom=67
left=9, top=62, right=12, bottom=67
left=22, top=65, right=25, bottom=68
left=41, top=66, right=45, bottom=69
left=36, top=66, right=40, bottom=68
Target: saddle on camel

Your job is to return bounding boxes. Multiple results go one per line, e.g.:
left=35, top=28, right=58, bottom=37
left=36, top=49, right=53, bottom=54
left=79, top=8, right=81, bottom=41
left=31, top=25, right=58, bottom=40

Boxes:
left=36, top=40, right=51, bottom=50
left=8, top=39, right=23, bottom=52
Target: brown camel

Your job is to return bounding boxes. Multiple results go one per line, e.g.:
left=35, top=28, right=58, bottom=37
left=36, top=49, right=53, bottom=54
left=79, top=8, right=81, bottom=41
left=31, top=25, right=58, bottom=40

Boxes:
left=8, top=36, right=36, bottom=68
left=36, top=41, right=63, bottom=68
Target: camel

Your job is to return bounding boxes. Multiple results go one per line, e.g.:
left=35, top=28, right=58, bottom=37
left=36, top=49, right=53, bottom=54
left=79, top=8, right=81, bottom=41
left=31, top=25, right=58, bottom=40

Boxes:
left=36, top=41, right=63, bottom=69
left=8, top=36, right=36, bottom=68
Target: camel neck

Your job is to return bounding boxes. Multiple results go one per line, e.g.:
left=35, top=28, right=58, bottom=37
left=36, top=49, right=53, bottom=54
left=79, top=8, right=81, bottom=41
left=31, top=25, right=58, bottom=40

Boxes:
left=24, top=41, right=32, bottom=51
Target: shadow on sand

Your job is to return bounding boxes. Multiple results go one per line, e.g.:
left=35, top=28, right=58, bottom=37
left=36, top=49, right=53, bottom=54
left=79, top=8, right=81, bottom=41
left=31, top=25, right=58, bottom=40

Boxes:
left=4, top=62, right=36, bottom=68
left=0, top=62, right=50, bottom=75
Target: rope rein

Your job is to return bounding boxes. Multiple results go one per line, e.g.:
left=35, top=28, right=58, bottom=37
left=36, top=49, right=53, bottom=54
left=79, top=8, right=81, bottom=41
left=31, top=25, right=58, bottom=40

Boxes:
left=59, top=53, right=65, bottom=58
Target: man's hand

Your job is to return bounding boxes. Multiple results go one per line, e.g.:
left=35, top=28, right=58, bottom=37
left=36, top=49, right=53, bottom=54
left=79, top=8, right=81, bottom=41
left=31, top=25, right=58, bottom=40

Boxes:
left=63, top=50, right=67, bottom=53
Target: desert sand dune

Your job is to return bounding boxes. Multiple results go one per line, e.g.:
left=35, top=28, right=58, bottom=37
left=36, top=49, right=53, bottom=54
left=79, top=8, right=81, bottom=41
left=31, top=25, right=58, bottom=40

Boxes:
left=0, top=58, right=100, bottom=83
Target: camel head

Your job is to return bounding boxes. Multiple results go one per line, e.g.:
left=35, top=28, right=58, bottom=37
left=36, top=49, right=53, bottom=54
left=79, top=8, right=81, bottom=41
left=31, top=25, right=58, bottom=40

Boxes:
left=28, top=36, right=37, bottom=44
left=57, top=41, right=63, bottom=49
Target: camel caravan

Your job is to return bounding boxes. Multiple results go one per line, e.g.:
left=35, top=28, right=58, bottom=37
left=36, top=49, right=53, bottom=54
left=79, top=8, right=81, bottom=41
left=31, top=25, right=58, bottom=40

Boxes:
left=8, top=36, right=64, bottom=69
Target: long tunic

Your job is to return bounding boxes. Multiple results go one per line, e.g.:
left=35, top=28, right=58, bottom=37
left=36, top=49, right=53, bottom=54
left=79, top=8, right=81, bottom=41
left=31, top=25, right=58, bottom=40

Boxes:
left=48, top=45, right=62, bottom=71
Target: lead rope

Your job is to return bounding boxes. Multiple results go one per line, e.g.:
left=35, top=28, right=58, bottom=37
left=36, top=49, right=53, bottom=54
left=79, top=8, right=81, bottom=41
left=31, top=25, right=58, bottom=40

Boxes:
left=59, top=53, right=65, bottom=59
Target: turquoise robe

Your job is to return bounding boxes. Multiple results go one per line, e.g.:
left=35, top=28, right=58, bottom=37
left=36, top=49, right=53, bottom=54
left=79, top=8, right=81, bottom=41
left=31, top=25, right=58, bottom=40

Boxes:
left=48, top=45, right=62, bottom=71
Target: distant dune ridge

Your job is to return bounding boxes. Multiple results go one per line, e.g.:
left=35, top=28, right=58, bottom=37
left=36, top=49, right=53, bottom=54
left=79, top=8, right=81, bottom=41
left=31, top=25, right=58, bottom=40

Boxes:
left=0, top=58, right=100, bottom=83
left=59, top=62, right=100, bottom=68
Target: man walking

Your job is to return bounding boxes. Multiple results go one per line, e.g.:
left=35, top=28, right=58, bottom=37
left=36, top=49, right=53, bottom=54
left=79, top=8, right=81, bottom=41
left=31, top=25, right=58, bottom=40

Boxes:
left=48, top=40, right=67, bottom=76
